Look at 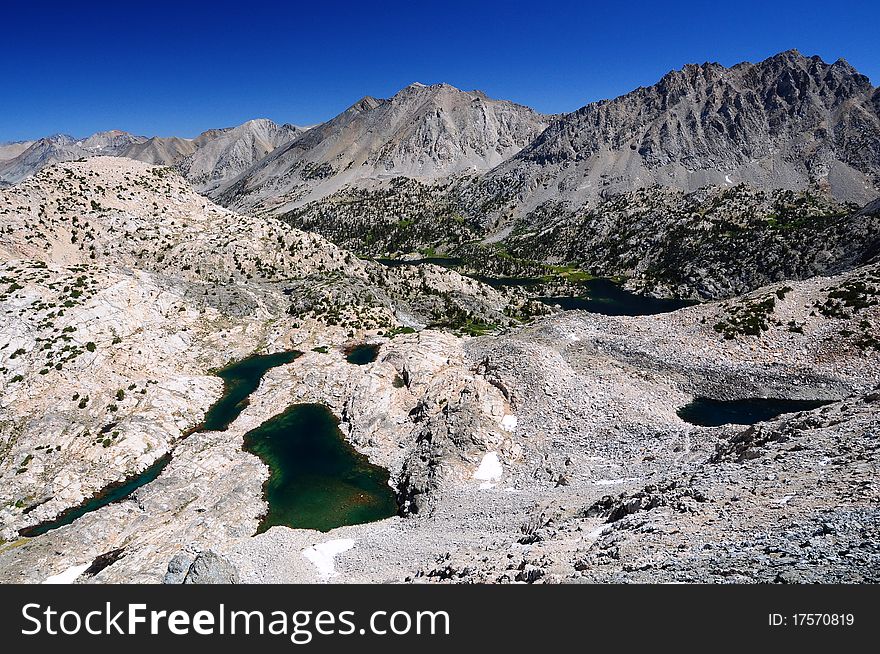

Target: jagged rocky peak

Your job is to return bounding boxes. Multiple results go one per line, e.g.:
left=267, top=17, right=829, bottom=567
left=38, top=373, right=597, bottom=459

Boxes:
left=482, top=49, right=880, bottom=217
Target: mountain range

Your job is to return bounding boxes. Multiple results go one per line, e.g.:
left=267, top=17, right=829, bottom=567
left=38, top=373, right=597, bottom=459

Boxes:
left=216, top=83, right=549, bottom=212
left=5, top=50, right=878, bottom=208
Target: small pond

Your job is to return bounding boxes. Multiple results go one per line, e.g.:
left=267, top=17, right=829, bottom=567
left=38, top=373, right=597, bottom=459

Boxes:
left=201, top=351, right=301, bottom=431
left=538, top=278, right=696, bottom=316
left=18, top=454, right=172, bottom=538
left=345, top=344, right=381, bottom=365
left=677, top=397, right=834, bottom=427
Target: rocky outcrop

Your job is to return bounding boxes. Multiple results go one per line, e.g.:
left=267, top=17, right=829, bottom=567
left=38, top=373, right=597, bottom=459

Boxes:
left=181, top=550, right=240, bottom=584
left=165, top=550, right=241, bottom=584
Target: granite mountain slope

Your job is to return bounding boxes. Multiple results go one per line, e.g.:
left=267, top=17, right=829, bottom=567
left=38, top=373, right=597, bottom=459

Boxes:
left=175, top=118, right=303, bottom=194
left=218, top=83, right=549, bottom=213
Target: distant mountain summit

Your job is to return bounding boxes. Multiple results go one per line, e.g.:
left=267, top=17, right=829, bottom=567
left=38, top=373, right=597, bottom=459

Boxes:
left=0, top=131, right=146, bottom=183
left=479, top=49, right=880, bottom=218
left=218, top=83, right=549, bottom=211
left=122, top=136, right=198, bottom=165
left=176, top=118, right=303, bottom=193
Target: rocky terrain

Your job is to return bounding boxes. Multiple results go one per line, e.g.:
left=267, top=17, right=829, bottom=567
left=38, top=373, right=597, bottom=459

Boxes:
left=0, top=157, right=531, bottom=554
left=175, top=119, right=303, bottom=194
left=0, top=158, right=876, bottom=584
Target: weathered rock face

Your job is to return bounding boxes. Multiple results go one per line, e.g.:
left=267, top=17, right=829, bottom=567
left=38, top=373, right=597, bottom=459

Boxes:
left=218, top=83, right=548, bottom=213
left=176, top=119, right=303, bottom=194
left=180, top=550, right=240, bottom=584
left=476, top=49, right=880, bottom=217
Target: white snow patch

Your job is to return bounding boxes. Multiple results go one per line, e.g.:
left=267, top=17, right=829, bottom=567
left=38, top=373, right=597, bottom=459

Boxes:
left=500, top=415, right=518, bottom=431
left=587, top=524, right=610, bottom=541
left=42, top=563, right=90, bottom=584
left=473, top=451, right=503, bottom=483
left=302, top=539, right=355, bottom=579
left=593, top=477, right=637, bottom=486
left=725, top=175, right=733, bottom=184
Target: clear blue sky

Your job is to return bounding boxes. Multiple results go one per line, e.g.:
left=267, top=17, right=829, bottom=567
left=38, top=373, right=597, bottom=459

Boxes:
left=2, top=0, right=878, bottom=142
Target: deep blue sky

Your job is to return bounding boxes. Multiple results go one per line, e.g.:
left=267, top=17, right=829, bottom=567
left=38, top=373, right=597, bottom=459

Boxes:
left=2, top=0, right=878, bottom=142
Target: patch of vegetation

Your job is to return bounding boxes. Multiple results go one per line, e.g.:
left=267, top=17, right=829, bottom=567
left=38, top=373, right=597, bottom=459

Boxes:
left=775, top=285, right=793, bottom=300
left=713, top=295, right=776, bottom=339
left=385, top=326, right=417, bottom=337
left=814, top=277, right=880, bottom=319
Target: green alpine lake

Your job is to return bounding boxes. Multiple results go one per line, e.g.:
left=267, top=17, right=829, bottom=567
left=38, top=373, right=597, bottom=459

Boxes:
left=243, top=403, right=398, bottom=533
